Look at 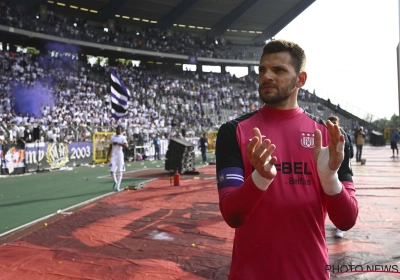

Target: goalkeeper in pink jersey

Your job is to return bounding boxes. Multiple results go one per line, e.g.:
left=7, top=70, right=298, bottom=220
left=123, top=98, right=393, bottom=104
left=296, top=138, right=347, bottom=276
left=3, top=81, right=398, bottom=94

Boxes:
left=215, top=39, right=358, bottom=280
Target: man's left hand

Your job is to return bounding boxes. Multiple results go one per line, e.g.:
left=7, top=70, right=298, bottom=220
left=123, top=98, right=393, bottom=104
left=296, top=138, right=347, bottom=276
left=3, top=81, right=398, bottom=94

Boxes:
left=314, top=120, right=345, bottom=170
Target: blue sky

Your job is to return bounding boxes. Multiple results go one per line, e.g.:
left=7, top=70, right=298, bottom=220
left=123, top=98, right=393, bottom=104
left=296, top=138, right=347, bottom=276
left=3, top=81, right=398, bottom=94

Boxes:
left=276, top=0, right=399, bottom=120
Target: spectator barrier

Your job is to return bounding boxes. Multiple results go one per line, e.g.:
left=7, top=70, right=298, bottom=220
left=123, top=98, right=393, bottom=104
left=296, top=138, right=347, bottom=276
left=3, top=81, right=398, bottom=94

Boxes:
left=93, top=132, right=113, bottom=164
left=24, top=142, right=93, bottom=172
left=0, top=135, right=211, bottom=176
left=0, top=144, right=25, bottom=175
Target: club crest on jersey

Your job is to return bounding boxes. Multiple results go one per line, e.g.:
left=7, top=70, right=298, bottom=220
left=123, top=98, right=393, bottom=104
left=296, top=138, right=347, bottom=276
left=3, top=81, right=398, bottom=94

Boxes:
left=300, top=132, right=314, bottom=148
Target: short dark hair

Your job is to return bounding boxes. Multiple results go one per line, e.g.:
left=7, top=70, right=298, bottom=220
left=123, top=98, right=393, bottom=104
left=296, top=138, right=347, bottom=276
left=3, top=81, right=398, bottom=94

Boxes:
left=261, top=39, right=306, bottom=74
left=327, top=115, right=339, bottom=124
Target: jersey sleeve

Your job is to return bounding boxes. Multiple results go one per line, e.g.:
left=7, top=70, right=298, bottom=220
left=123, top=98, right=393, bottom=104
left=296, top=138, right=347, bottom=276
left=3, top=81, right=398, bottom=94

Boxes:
left=215, top=122, right=244, bottom=179
left=325, top=181, right=358, bottom=231
left=215, top=122, right=266, bottom=228
left=326, top=127, right=358, bottom=231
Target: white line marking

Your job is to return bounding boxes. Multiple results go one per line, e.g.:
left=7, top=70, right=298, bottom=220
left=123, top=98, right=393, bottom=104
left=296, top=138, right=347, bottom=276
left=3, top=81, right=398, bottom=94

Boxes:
left=97, top=168, right=163, bottom=179
left=1, top=170, right=161, bottom=239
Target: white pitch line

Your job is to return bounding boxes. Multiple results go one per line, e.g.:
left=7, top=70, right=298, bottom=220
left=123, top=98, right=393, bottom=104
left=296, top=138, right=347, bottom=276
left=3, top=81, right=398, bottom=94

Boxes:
left=1, top=169, right=163, bottom=239
left=0, top=192, right=114, bottom=239
left=97, top=168, right=163, bottom=179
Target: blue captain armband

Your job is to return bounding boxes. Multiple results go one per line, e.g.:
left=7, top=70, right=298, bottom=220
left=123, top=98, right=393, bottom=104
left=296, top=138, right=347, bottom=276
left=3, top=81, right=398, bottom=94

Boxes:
left=217, top=167, right=244, bottom=190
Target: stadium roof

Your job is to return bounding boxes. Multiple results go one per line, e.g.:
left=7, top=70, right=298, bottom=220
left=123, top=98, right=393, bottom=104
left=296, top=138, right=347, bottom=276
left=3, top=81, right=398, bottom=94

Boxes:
left=18, top=0, right=315, bottom=45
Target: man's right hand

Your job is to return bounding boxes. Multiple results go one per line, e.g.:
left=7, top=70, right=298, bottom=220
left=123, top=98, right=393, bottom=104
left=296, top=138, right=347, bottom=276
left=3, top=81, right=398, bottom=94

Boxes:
left=246, top=127, right=277, bottom=180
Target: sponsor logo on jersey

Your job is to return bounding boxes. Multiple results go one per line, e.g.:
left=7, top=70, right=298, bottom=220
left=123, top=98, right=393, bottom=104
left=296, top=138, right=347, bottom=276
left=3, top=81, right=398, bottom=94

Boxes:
left=218, top=173, right=225, bottom=183
left=275, top=162, right=312, bottom=175
left=275, top=161, right=312, bottom=186
left=289, top=177, right=311, bottom=185
left=300, top=132, right=314, bottom=148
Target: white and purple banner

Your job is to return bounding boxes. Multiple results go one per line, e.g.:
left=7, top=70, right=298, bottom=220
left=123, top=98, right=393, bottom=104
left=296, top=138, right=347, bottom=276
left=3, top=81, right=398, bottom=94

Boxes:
left=110, top=70, right=131, bottom=120
left=24, top=142, right=93, bottom=172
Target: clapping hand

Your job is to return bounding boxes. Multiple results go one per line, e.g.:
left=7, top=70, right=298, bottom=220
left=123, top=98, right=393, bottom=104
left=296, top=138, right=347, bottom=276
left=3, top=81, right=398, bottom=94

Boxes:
left=314, top=120, right=345, bottom=171
left=246, top=127, right=277, bottom=180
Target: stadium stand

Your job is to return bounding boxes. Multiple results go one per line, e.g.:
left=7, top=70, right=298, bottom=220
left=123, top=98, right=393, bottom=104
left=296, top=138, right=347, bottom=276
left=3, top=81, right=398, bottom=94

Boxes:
left=0, top=0, right=380, bottom=151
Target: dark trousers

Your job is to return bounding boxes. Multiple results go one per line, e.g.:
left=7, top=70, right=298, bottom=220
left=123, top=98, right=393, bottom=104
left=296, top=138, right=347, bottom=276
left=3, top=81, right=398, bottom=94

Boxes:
left=201, top=147, right=207, bottom=163
left=154, top=146, right=160, bottom=160
left=356, top=144, right=363, bottom=161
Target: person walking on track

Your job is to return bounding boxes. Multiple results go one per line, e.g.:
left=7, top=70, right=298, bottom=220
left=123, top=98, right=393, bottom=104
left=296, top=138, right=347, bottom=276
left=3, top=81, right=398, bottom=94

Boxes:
left=107, top=125, right=128, bottom=191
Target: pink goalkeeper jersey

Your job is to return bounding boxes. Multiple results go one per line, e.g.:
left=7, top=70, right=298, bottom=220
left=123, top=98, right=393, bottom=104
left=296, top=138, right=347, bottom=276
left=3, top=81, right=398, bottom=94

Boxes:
left=216, top=106, right=358, bottom=280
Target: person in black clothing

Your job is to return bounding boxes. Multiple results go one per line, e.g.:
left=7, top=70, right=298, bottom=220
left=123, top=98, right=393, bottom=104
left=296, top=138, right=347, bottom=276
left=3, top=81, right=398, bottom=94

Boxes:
left=199, top=133, right=208, bottom=164
left=16, top=135, right=28, bottom=150
left=390, top=129, right=400, bottom=158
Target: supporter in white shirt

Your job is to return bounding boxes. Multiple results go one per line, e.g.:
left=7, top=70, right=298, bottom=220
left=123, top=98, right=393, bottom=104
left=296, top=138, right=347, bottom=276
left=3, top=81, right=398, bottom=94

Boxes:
left=47, top=129, right=54, bottom=142
left=14, top=113, right=23, bottom=124
left=52, top=131, right=59, bottom=142
left=53, top=125, right=60, bottom=134
left=18, top=123, right=26, bottom=136
left=11, top=124, right=19, bottom=138
left=22, top=113, right=29, bottom=123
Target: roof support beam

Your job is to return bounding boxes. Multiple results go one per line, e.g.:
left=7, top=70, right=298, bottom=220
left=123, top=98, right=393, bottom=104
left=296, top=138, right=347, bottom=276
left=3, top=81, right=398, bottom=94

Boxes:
left=91, top=0, right=133, bottom=22
left=207, top=0, right=261, bottom=38
left=253, top=0, right=315, bottom=42
left=15, top=0, right=47, bottom=9
left=156, top=0, right=203, bottom=30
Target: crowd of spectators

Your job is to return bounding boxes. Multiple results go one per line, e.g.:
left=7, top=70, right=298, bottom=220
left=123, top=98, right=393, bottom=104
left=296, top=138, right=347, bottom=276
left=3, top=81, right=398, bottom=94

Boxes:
left=0, top=49, right=265, bottom=146
left=0, top=0, right=262, bottom=61
left=0, top=1, right=345, bottom=148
